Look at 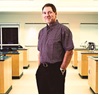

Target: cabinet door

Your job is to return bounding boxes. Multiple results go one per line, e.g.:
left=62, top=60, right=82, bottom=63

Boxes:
left=81, top=54, right=88, bottom=75
left=88, top=58, right=98, bottom=93
left=88, top=59, right=92, bottom=87
left=73, top=50, right=78, bottom=67
left=91, top=60, right=98, bottom=93
left=78, top=52, right=81, bottom=74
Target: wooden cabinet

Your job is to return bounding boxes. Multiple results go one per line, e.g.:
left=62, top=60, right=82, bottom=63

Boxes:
left=6, top=52, right=23, bottom=79
left=78, top=51, right=98, bottom=78
left=88, top=56, right=98, bottom=94
left=18, top=49, right=29, bottom=69
left=72, top=48, right=87, bottom=69
left=0, top=56, right=12, bottom=94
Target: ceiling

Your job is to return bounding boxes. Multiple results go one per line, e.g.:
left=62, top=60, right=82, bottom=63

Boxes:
left=0, top=0, right=98, bottom=13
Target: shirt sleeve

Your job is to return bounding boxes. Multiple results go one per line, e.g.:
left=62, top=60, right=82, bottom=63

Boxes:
left=61, top=26, right=74, bottom=51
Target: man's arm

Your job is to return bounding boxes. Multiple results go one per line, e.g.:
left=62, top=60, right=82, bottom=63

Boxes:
left=60, top=50, right=73, bottom=70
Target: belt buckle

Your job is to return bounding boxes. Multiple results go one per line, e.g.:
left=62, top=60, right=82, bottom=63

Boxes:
left=43, top=63, right=48, bottom=67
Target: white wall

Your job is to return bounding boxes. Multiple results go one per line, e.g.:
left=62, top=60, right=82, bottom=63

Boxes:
left=57, top=13, right=98, bottom=47
left=0, top=12, right=98, bottom=61
left=0, top=0, right=97, bottom=12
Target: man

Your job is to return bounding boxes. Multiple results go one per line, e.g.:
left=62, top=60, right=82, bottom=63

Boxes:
left=36, top=3, right=74, bottom=94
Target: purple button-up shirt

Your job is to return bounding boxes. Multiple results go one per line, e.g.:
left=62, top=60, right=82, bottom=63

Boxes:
left=38, top=20, right=74, bottom=63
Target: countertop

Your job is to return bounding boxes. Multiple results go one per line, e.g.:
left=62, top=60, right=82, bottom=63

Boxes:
left=0, top=56, right=11, bottom=61
left=74, top=47, right=87, bottom=50
left=18, top=48, right=27, bottom=50
left=74, top=47, right=98, bottom=51
left=88, top=56, right=98, bottom=61
left=7, top=51, right=19, bottom=54
left=80, top=51, right=98, bottom=54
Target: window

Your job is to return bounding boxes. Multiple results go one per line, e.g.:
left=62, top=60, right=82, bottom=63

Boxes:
left=2, top=27, right=18, bottom=44
left=0, top=24, right=19, bottom=49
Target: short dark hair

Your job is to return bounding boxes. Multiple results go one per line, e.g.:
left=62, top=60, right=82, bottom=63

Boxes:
left=42, top=3, right=57, bottom=13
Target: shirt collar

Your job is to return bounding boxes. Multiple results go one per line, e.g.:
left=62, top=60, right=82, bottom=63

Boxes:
left=46, top=20, right=59, bottom=29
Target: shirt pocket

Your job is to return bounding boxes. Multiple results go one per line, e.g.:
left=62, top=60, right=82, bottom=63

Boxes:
left=47, top=38, right=59, bottom=48
left=47, top=38, right=62, bottom=59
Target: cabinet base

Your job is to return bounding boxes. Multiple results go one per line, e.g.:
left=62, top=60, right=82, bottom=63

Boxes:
left=72, top=65, right=77, bottom=69
left=78, top=73, right=88, bottom=79
left=23, top=64, right=30, bottom=69
left=0, top=85, right=12, bottom=94
left=5, top=85, right=12, bottom=94
left=90, top=87, right=98, bottom=94
left=12, top=72, right=23, bottom=79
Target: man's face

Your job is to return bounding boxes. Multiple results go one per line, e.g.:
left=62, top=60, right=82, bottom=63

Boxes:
left=42, top=7, right=57, bottom=25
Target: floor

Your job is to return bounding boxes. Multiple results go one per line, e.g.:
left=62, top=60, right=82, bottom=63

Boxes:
left=9, top=61, right=93, bottom=94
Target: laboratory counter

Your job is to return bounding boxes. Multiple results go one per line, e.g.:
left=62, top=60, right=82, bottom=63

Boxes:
left=88, top=56, right=98, bottom=94
left=0, top=56, right=12, bottom=94
left=77, top=51, right=98, bottom=78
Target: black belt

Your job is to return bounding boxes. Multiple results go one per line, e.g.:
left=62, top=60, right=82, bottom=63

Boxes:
left=41, top=61, right=62, bottom=68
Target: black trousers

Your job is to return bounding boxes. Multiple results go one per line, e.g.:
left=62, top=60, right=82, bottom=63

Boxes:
left=35, top=62, right=66, bottom=94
